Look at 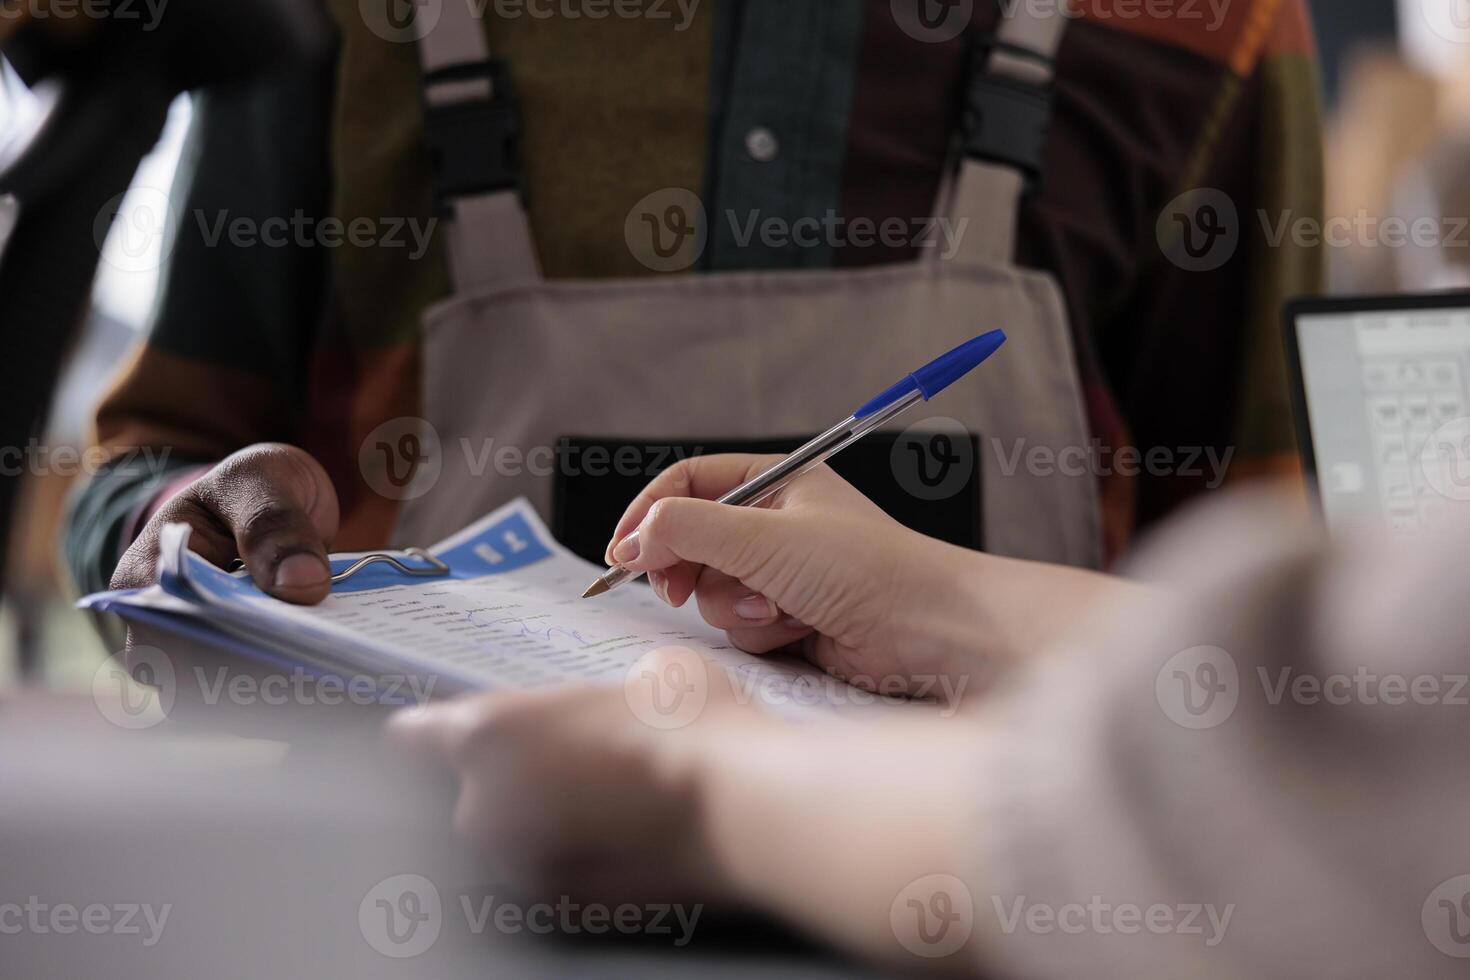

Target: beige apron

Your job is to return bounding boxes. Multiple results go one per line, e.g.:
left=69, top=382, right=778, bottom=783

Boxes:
left=391, top=1, right=1101, bottom=568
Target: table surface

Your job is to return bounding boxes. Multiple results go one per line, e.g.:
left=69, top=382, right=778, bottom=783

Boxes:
left=2, top=691, right=896, bottom=979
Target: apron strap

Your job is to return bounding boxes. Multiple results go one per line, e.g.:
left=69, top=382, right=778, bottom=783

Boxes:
left=416, top=0, right=542, bottom=293
left=414, top=1, right=1069, bottom=286
left=945, top=1, right=1072, bottom=268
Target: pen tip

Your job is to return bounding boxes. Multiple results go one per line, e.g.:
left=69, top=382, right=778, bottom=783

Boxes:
left=581, top=578, right=610, bottom=599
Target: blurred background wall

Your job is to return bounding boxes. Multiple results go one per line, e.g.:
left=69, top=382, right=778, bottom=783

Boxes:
left=1327, top=3, right=1470, bottom=293
left=1316, top=0, right=1400, bottom=106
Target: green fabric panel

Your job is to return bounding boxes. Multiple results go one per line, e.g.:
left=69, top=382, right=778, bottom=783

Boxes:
left=488, top=1, right=714, bottom=280
left=704, top=0, right=865, bottom=270
left=1237, top=52, right=1325, bottom=456
left=324, top=0, right=715, bottom=349
left=324, top=0, right=450, bottom=349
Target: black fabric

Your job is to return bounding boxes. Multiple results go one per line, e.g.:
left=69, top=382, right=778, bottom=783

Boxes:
left=551, top=434, right=983, bottom=569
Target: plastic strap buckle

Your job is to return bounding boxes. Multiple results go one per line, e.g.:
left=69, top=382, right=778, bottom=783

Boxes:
left=422, top=59, right=523, bottom=211
left=963, top=71, right=1053, bottom=181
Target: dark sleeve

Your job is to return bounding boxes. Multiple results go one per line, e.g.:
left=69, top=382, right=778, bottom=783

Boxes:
left=64, top=51, right=337, bottom=596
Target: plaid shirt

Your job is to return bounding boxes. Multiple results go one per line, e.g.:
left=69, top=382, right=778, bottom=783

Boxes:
left=67, top=0, right=1323, bottom=593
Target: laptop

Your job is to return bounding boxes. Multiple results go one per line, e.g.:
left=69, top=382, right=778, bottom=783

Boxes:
left=1285, top=291, right=1470, bottom=533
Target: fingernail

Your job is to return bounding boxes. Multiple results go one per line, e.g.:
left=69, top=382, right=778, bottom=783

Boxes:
left=649, top=569, right=669, bottom=603
left=734, top=593, right=776, bottom=622
left=612, top=531, right=641, bottom=565
left=274, top=552, right=329, bottom=591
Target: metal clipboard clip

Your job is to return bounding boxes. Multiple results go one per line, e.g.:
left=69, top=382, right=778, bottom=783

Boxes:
left=230, top=548, right=451, bottom=586
left=327, top=548, right=451, bottom=585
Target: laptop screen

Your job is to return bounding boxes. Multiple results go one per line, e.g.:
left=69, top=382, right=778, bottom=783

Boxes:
left=1291, top=298, right=1470, bottom=533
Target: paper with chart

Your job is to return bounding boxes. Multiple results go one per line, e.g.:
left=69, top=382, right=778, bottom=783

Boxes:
left=82, top=498, right=907, bottom=716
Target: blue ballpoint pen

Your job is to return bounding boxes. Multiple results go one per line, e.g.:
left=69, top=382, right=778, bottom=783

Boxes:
left=581, top=329, right=1008, bottom=598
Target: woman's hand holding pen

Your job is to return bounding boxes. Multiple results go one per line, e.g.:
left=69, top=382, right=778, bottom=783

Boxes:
left=604, top=453, right=1142, bottom=701
left=602, top=454, right=994, bottom=700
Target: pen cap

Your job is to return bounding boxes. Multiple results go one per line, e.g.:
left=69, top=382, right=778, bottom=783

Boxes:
left=853, top=329, right=1007, bottom=418
left=911, top=329, right=1007, bottom=399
